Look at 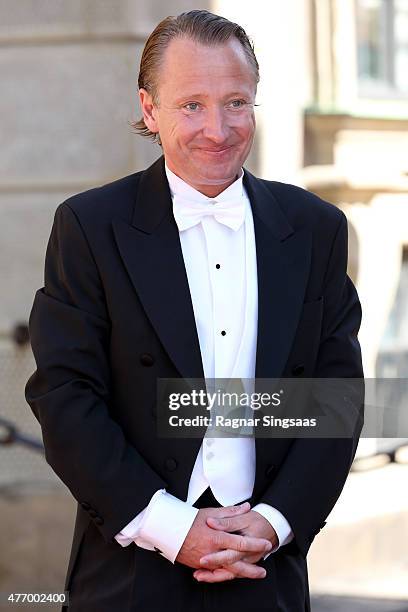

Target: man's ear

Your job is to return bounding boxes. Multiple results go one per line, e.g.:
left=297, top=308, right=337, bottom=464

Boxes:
left=139, top=88, right=159, bottom=134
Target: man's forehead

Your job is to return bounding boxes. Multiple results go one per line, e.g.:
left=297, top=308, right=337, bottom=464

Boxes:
left=158, top=36, right=256, bottom=90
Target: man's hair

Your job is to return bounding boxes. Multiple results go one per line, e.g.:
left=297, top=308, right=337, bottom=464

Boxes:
left=131, top=9, right=259, bottom=144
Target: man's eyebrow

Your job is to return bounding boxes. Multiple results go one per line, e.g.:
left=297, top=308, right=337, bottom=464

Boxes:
left=174, top=92, right=254, bottom=103
left=174, top=93, right=209, bottom=102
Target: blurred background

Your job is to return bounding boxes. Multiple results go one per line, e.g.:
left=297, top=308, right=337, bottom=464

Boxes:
left=1, top=1, right=407, bottom=610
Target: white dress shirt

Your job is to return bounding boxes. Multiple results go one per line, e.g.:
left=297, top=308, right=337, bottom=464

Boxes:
left=114, top=163, right=294, bottom=562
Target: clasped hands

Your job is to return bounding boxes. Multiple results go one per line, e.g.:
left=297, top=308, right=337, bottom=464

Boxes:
left=175, top=502, right=278, bottom=583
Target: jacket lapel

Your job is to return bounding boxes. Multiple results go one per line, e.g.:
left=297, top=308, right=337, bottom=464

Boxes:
left=111, top=156, right=204, bottom=381
left=243, top=170, right=312, bottom=379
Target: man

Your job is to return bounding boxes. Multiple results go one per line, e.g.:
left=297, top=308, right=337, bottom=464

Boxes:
left=25, top=9, right=364, bottom=612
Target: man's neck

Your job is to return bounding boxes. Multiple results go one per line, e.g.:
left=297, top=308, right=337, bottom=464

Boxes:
left=164, top=162, right=243, bottom=199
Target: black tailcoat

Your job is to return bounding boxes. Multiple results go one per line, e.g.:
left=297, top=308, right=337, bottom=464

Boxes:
left=25, top=155, right=364, bottom=611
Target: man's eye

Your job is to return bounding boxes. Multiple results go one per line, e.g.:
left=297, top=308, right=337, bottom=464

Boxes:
left=184, top=102, right=200, bottom=111
left=229, top=100, right=246, bottom=108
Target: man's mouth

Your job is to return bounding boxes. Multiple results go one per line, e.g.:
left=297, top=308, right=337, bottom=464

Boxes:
left=199, top=146, right=233, bottom=154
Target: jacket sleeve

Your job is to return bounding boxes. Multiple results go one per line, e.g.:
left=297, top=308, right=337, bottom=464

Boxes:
left=25, top=202, right=168, bottom=543
left=257, top=212, right=364, bottom=558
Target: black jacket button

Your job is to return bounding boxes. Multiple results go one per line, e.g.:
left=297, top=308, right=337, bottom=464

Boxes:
left=165, top=458, right=178, bottom=472
left=94, top=516, right=104, bottom=526
left=140, top=353, right=154, bottom=366
left=80, top=502, right=91, bottom=511
left=265, top=464, right=275, bottom=478
left=292, top=364, right=305, bottom=376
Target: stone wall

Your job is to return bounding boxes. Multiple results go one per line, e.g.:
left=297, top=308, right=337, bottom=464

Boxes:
left=0, top=0, right=210, bottom=597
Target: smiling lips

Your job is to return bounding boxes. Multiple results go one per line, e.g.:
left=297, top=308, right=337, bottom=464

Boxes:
left=198, top=146, right=233, bottom=155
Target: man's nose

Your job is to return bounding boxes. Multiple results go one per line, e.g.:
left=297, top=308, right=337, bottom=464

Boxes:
left=202, top=106, right=229, bottom=143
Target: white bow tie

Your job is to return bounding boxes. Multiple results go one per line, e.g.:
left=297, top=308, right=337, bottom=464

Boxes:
left=173, top=194, right=246, bottom=231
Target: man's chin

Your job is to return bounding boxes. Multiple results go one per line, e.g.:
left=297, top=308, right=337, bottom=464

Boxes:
left=193, top=164, right=242, bottom=186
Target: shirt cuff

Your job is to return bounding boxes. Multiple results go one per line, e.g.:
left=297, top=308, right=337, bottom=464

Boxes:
left=114, top=488, right=166, bottom=548
left=252, top=503, right=294, bottom=560
left=139, top=491, right=199, bottom=563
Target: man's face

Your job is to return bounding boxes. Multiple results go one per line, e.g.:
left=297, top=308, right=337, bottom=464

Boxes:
left=139, top=36, right=257, bottom=197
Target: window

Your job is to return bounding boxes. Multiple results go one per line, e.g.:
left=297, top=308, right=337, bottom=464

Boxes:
left=356, top=0, right=408, bottom=96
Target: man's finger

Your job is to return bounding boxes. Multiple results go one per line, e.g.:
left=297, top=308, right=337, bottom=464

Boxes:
left=199, top=545, right=267, bottom=569
left=206, top=515, right=247, bottom=532
left=199, top=547, right=245, bottom=568
left=214, top=531, right=272, bottom=555
left=194, top=561, right=267, bottom=582
left=194, top=567, right=236, bottom=583
left=225, top=561, right=267, bottom=580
